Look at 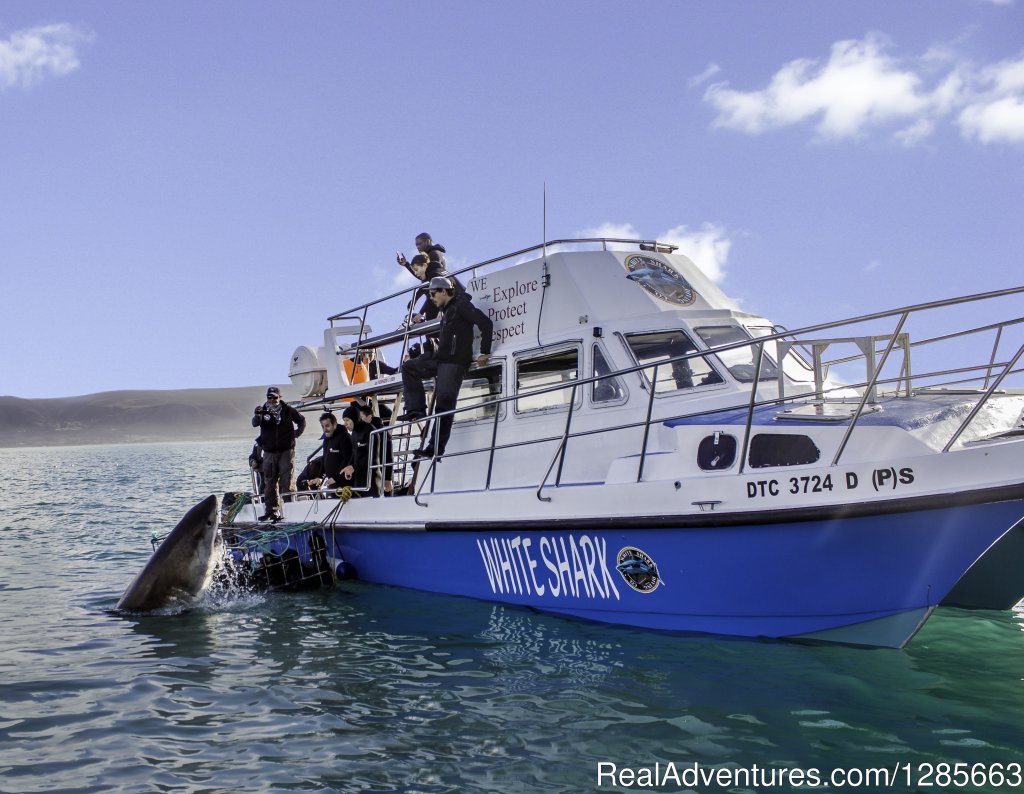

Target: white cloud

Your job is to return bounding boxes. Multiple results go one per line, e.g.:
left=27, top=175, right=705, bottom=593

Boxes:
left=704, top=34, right=931, bottom=140
left=0, top=23, right=94, bottom=92
left=687, top=62, right=721, bottom=89
left=578, top=222, right=640, bottom=239
left=894, top=118, right=935, bottom=147
left=576, top=221, right=733, bottom=283
left=958, top=54, right=1024, bottom=143
left=703, top=33, right=1024, bottom=146
left=370, top=264, right=417, bottom=295
left=959, top=95, right=1024, bottom=142
left=660, top=223, right=732, bottom=283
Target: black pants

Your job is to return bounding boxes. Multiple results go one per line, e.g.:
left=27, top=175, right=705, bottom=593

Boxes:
left=260, top=448, right=295, bottom=512
left=401, top=355, right=466, bottom=454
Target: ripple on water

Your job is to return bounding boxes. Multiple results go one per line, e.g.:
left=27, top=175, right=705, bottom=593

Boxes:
left=1, top=442, right=1023, bottom=792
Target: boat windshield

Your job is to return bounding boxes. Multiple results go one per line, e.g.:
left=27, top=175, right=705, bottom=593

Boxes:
left=624, top=331, right=724, bottom=393
left=694, top=325, right=780, bottom=383
left=592, top=343, right=626, bottom=403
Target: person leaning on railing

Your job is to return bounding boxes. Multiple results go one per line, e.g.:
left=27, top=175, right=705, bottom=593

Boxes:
left=305, top=412, right=353, bottom=494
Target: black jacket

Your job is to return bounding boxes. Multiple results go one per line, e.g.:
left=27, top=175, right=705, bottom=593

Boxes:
left=348, top=418, right=373, bottom=489
left=368, top=415, right=394, bottom=481
left=424, top=243, right=446, bottom=269
left=436, top=294, right=493, bottom=366
left=348, top=416, right=394, bottom=490
left=322, top=428, right=353, bottom=482
left=252, top=402, right=306, bottom=452
left=416, top=266, right=468, bottom=321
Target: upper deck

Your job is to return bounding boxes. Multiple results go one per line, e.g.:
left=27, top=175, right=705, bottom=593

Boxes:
left=279, top=238, right=1024, bottom=500
left=298, top=239, right=761, bottom=405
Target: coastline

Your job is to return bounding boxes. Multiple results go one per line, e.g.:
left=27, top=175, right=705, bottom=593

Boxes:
left=0, top=386, right=296, bottom=448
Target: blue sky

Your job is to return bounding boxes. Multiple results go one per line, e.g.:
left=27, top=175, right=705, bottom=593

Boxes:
left=2, top=1, right=1022, bottom=398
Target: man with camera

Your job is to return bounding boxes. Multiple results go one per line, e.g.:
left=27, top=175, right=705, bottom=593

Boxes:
left=251, top=386, right=306, bottom=521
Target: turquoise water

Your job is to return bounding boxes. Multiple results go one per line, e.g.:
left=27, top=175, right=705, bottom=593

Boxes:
left=1, top=441, right=1022, bottom=793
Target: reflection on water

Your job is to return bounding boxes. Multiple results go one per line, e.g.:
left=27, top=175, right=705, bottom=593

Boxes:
left=0, top=442, right=1022, bottom=793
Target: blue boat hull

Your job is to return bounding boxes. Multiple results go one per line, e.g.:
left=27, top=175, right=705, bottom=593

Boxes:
left=314, top=499, right=1023, bottom=648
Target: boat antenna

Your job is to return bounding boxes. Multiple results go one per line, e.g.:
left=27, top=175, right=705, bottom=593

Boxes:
left=542, top=181, right=547, bottom=261
left=538, top=182, right=551, bottom=347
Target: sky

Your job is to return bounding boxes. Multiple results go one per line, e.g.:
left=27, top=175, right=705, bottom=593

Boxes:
left=1, top=0, right=1022, bottom=398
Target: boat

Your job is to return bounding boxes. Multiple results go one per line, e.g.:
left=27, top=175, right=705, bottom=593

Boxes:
left=222, top=237, right=1024, bottom=648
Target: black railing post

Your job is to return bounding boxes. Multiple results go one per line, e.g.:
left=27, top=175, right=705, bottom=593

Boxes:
left=737, top=341, right=765, bottom=476
left=554, top=383, right=578, bottom=487
left=485, top=402, right=501, bottom=491
left=637, top=363, right=658, bottom=483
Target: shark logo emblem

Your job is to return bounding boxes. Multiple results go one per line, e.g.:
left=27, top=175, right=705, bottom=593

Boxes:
left=624, top=254, right=697, bottom=306
left=616, top=546, right=662, bottom=593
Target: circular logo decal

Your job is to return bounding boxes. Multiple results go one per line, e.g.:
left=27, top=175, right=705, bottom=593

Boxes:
left=624, top=254, right=697, bottom=306
left=616, top=546, right=662, bottom=593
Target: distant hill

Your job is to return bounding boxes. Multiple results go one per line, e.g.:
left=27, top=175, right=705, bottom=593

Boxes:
left=0, top=386, right=300, bottom=447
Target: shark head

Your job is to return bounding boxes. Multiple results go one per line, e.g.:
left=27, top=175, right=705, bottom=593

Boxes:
left=117, top=495, right=222, bottom=612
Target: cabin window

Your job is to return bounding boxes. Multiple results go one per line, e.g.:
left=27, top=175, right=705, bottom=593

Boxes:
left=697, top=433, right=737, bottom=470
left=745, top=325, right=815, bottom=383
left=623, top=331, right=723, bottom=393
left=591, top=343, right=626, bottom=404
left=748, top=434, right=820, bottom=468
left=694, top=325, right=779, bottom=383
left=455, top=362, right=504, bottom=423
left=515, top=346, right=580, bottom=412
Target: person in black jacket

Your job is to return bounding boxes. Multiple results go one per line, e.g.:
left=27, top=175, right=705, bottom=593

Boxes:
left=358, top=402, right=394, bottom=494
left=305, top=412, right=353, bottom=493
left=339, top=403, right=394, bottom=496
left=397, top=232, right=446, bottom=276
left=251, top=386, right=306, bottom=521
left=398, top=277, right=493, bottom=458
left=405, top=254, right=468, bottom=325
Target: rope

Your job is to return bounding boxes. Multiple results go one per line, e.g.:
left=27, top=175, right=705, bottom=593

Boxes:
left=224, top=492, right=252, bottom=524
left=229, top=488, right=351, bottom=576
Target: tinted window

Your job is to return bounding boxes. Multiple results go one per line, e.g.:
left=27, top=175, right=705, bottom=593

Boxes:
left=516, top=347, right=579, bottom=412
left=694, top=325, right=779, bottom=383
left=625, top=331, right=723, bottom=393
left=748, top=434, right=820, bottom=468
left=592, top=344, right=626, bottom=404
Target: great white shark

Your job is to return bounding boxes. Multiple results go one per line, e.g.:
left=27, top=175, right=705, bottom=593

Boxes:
left=117, top=495, right=223, bottom=612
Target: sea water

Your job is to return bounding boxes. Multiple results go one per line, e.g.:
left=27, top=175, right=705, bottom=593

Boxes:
left=1, top=441, right=1022, bottom=793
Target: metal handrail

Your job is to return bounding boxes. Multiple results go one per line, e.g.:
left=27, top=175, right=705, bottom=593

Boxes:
left=332, top=281, right=1024, bottom=499
left=399, top=341, right=1021, bottom=493
left=831, top=312, right=909, bottom=466
left=636, top=363, right=659, bottom=483
left=736, top=341, right=765, bottom=476
left=327, top=238, right=677, bottom=322
left=372, top=356, right=1023, bottom=499
left=943, top=342, right=1024, bottom=452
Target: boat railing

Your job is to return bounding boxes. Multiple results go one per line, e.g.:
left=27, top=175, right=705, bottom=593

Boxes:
left=269, top=246, right=1024, bottom=506
left=327, top=238, right=677, bottom=322
left=322, top=239, right=682, bottom=382
left=358, top=283, right=1024, bottom=500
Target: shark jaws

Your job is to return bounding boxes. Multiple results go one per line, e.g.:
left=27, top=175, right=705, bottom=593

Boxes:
left=117, top=495, right=223, bottom=612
